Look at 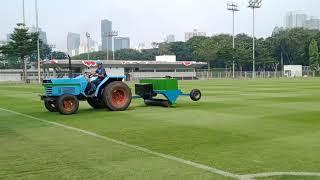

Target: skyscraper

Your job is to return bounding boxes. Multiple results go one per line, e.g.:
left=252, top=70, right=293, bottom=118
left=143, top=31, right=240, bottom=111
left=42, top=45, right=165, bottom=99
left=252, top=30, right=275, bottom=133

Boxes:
left=29, top=26, right=48, bottom=44
left=67, top=32, right=80, bottom=56
left=285, top=11, right=307, bottom=28
left=185, top=29, right=206, bottom=41
left=101, top=19, right=112, bottom=50
left=114, top=37, right=130, bottom=51
left=304, top=17, right=320, bottom=30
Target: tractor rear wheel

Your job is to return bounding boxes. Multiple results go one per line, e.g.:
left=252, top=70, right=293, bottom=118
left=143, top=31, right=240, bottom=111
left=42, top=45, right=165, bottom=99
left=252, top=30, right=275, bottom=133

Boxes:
left=87, top=98, right=106, bottom=109
left=102, top=81, right=132, bottom=111
left=56, top=94, right=79, bottom=115
left=44, top=99, right=57, bottom=112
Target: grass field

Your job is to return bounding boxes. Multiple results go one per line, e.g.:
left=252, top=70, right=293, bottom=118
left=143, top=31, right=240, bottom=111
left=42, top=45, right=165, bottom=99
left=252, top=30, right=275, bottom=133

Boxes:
left=1, top=79, right=320, bottom=180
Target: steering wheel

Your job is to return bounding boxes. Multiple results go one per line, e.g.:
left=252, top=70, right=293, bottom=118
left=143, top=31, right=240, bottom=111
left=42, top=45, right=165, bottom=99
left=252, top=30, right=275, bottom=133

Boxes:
left=85, top=72, right=94, bottom=78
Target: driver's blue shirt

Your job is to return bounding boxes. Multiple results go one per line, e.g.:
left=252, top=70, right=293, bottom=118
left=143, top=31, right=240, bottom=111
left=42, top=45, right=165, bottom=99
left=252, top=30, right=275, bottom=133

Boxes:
left=96, top=66, right=106, bottom=79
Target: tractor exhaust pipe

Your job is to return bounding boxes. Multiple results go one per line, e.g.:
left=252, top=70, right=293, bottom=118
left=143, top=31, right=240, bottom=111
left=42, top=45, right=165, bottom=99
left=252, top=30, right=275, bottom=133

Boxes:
left=68, top=55, right=72, bottom=78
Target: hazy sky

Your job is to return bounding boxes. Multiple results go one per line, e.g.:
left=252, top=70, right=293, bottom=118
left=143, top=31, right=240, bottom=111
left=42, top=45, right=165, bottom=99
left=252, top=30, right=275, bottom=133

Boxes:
left=1, top=0, right=320, bottom=51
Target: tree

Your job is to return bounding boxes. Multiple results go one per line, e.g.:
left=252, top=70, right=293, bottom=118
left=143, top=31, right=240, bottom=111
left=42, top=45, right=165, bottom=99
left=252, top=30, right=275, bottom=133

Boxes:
left=193, top=38, right=219, bottom=71
left=52, top=51, right=67, bottom=59
left=0, top=24, right=39, bottom=81
left=168, top=42, right=193, bottom=61
left=309, top=38, right=319, bottom=72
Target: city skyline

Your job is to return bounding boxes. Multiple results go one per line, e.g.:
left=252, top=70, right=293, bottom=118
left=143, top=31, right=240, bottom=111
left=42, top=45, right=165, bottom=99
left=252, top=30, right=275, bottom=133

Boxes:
left=1, top=0, right=320, bottom=51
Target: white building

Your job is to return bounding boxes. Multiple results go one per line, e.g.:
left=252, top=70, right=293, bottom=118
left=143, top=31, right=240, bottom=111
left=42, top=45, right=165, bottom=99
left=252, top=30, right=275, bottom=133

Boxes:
left=185, top=29, right=206, bottom=41
left=284, top=65, right=302, bottom=78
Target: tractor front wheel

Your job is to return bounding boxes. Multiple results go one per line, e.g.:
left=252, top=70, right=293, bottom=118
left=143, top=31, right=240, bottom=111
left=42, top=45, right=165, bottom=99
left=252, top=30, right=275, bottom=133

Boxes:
left=44, top=99, right=57, bottom=112
left=103, top=81, right=132, bottom=111
left=56, top=94, right=79, bottom=115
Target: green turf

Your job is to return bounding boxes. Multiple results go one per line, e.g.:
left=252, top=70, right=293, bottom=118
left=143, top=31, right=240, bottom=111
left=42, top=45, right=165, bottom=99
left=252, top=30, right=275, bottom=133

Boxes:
left=1, top=79, right=320, bottom=179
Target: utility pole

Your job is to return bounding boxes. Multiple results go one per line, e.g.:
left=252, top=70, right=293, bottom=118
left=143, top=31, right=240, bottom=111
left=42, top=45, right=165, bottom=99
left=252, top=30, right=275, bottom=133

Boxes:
left=86, top=32, right=90, bottom=60
left=227, top=1, right=239, bottom=79
left=107, top=31, right=118, bottom=60
left=248, top=0, right=262, bottom=79
left=35, top=0, right=41, bottom=83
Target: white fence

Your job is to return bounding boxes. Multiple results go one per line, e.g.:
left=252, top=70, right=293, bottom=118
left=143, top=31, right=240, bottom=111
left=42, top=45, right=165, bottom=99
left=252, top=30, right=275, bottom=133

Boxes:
left=0, top=69, right=316, bottom=82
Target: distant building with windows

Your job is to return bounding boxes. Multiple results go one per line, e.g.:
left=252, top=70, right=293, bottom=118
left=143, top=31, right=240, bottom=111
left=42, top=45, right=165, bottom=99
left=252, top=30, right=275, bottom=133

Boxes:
left=185, top=29, right=206, bottom=41
left=304, top=17, right=320, bottom=30
left=285, top=11, right=307, bottom=28
left=101, top=19, right=112, bottom=50
left=67, top=32, right=80, bottom=56
left=0, top=41, right=6, bottom=47
left=114, top=37, right=130, bottom=50
left=284, top=11, right=320, bottom=30
left=29, top=26, right=47, bottom=44
left=6, top=34, right=12, bottom=41
left=165, top=34, right=175, bottom=43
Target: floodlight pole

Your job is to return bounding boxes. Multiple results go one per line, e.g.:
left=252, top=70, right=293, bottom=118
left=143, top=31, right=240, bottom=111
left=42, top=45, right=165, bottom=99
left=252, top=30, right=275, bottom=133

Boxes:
left=248, top=0, right=261, bottom=79
left=22, top=0, right=25, bottom=25
left=86, top=32, right=90, bottom=61
left=107, top=31, right=118, bottom=60
left=35, top=0, right=41, bottom=83
left=105, top=33, right=109, bottom=60
left=252, top=8, right=255, bottom=78
left=227, top=2, right=239, bottom=79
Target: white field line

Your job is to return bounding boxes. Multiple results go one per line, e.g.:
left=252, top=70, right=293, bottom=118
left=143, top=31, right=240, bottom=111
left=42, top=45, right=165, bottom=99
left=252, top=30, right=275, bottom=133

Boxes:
left=0, top=108, right=239, bottom=179
left=2, top=107, right=320, bottom=180
left=240, top=172, right=320, bottom=179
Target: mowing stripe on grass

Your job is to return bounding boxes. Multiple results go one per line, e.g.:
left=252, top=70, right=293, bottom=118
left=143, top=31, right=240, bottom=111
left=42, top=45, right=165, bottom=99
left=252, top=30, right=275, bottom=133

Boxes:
left=3, top=107, right=320, bottom=180
left=0, top=108, right=239, bottom=179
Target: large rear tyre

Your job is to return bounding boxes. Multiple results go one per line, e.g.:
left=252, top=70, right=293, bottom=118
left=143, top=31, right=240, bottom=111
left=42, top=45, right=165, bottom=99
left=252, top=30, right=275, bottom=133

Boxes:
left=56, top=94, right=79, bottom=115
left=190, top=89, right=201, bottom=101
left=44, top=99, right=57, bottom=112
left=87, top=98, right=106, bottom=109
left=102, top=81, right=132, bottom=111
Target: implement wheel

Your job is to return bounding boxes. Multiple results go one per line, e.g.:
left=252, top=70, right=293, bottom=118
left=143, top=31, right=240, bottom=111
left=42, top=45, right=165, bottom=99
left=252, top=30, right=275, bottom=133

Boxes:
left=102, top=81, right=132, bottom=111
left=190, top=89, right=201, bottom=101
left=44, top=99, right=57, bottom=112
left=56, top=94, right=79, bottom=115
left=87, top=98, right=106, bottom=109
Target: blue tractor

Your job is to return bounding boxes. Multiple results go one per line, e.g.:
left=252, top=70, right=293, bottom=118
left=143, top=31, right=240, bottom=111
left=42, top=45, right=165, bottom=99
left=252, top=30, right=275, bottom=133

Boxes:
left=41, top=57, right=132, bottom=115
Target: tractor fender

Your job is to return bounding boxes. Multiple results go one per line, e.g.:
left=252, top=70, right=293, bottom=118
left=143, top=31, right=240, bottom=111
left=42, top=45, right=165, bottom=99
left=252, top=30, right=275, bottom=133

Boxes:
left=94, top=76, right=126, bottom=97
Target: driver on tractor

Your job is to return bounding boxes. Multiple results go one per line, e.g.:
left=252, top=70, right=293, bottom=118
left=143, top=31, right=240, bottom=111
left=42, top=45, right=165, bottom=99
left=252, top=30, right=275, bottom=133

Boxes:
left=91, top=60, right=106, bottom=86
left=86, top=60, right=107, bottom=96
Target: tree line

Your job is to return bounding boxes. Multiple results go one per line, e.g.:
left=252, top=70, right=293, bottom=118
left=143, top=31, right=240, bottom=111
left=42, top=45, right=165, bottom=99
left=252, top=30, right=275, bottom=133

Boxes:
left=2, top=24, right=320, bottom=75
left=73, top=28, right=320, bottom=72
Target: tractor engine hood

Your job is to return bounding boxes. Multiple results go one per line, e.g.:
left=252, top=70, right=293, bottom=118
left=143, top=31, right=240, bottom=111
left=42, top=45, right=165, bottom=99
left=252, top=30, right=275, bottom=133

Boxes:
left=42, top=75, right=88, bottom=87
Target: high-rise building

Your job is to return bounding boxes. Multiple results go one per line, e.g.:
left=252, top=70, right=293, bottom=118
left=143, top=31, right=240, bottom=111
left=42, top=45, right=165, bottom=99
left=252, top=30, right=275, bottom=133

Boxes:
left=6, top=34, right=12, bottom=41
left=67, top=32, right=80, bottom=56
left=114, top=37, right=130, bottom=51
left=0, top=41, right=6, bottom=47
left=272, top=26, right=285, bottom=36
left=304, top=17, right=320, bottom=30
left=101, top=19, right=112, bottom=50
left=185, top=29, right=206, bottom=41
left=29, top=26, right=47, bottom=44
left=165, top=34, right=175, bottom=43
left=285, top=11, right=307, bottom=29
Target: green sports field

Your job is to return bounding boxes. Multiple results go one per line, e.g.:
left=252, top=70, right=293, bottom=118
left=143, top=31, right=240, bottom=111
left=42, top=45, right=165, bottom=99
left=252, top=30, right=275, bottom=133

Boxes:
left=1, top=79, right=320, bottom=180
